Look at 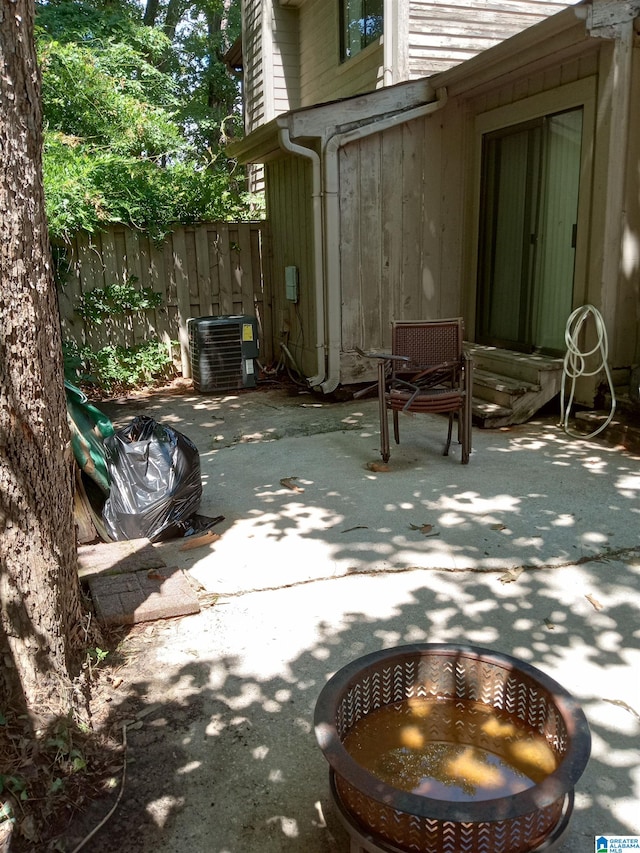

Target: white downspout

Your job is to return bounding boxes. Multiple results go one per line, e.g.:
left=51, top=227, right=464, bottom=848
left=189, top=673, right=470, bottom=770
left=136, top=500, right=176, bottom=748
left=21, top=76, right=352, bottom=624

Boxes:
left=277, top=126, right=326, bottom=386
left=319, top=88, right=448, bottom=393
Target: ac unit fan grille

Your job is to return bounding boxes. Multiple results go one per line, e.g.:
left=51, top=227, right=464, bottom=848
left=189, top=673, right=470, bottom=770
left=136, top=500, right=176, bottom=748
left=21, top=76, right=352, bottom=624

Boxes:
left=188, top=315, right=258, bottom=392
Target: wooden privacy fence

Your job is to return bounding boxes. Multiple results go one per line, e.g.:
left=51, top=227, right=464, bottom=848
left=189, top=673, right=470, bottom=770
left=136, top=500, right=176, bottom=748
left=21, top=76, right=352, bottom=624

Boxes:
left=56, top=221, right=272, bottom=375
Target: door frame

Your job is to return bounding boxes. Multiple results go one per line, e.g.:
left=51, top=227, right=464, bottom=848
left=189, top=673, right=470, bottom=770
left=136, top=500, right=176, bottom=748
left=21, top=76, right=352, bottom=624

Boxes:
left=466, top=78, right=596, bottom=346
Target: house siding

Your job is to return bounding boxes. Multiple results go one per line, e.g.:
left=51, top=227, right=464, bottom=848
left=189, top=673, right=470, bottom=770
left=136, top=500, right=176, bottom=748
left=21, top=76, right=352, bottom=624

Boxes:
left=297, top=0, right=384, bottom=106
left=406, top=1, right=583, bottom=78
left=242, top=1, right=583, bottom=126
left=265, top=156, right=319, bottom=377
left=243, top=0, right=265, bottom=134
left=338, top=38, right=607, bottom=385
left=243, top=0, right=299, bottom=133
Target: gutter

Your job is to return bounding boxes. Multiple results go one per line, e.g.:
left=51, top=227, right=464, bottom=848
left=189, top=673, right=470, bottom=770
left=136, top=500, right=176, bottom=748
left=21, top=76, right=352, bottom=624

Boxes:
left=319, top=87, right=448, bottom=393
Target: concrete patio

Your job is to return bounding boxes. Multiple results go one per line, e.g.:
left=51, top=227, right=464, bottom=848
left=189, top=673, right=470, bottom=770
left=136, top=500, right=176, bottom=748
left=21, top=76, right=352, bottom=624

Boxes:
left=70, top=383, right=640, bottom=853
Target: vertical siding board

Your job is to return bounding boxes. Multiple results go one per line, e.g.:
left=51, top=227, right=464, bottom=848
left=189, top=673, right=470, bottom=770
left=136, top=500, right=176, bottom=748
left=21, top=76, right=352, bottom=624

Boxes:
left=340, top=145, right=362, bottom=350
left=251, top=224, right=271, bottom=363
left=420, top=116, right=442, bottom=319
left=381, top=126, right=405, bottom=329
left=359, top=137, right=384, bottom=347
left=400, top=121, right=424, bottom=323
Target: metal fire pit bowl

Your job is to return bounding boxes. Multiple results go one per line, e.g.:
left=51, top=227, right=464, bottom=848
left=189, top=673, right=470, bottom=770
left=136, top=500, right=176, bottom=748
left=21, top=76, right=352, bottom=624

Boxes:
left=314, top=644, right=591, bottom=853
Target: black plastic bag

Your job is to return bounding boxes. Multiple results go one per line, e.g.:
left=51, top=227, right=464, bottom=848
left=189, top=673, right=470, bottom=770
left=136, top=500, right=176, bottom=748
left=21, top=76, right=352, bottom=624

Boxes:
left=102, top=416, right=202, bottom=542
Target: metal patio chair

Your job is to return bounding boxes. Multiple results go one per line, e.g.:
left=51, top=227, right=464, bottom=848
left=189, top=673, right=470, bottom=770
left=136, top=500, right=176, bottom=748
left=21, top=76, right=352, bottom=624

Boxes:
left=357, top=318, right=472, bottom=464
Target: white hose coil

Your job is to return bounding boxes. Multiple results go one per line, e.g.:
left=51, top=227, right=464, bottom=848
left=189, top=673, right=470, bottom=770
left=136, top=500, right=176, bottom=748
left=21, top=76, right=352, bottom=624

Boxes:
left=560, top=304, right=616, bottom=438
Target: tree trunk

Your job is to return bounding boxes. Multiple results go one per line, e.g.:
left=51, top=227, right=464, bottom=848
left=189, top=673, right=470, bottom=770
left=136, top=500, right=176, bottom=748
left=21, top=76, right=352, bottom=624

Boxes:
left=0, top=0, right=98, bottom=720
left=143, top=0, right=160, bottom=27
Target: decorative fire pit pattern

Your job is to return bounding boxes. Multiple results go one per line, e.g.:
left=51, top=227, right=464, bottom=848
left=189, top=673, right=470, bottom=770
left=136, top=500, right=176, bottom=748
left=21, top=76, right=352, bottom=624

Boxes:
left=314, top=645, right=591, bottom=853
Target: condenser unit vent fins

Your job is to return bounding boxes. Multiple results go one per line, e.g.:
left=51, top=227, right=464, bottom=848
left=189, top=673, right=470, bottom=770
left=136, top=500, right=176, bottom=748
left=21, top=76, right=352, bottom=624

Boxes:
left=188, top=315, right=259, bottom=393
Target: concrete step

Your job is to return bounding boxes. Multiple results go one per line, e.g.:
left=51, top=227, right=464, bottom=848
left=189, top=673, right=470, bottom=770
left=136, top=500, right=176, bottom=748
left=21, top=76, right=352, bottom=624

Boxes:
left=466, top=343, right=563, bottom=386
left=467, top=343, right=563, bottom=428
left=473, top=368, right=540, bottom=407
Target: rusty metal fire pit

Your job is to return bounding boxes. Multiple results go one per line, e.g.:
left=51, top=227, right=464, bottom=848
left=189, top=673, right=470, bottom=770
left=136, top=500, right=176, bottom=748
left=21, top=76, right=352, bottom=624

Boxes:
left=314, top=644, right=591, bottom=853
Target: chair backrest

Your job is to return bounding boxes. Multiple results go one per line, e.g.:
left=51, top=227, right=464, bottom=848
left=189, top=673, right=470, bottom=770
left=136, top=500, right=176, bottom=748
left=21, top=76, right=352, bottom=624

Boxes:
left=392, top=319, right=464, bottom=371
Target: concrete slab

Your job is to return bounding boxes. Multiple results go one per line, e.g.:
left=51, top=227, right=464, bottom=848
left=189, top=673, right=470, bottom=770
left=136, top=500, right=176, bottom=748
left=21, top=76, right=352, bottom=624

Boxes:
left=75, top=385, right=640, bottom=853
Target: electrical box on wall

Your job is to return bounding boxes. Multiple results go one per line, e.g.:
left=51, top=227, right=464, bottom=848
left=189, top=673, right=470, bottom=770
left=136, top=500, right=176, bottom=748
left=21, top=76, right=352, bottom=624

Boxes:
left=285, top=266, right=299, bottom=302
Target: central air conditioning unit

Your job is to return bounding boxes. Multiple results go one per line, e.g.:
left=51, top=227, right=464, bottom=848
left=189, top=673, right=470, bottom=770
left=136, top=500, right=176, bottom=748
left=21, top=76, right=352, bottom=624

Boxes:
left=188, top=314, right=259, bottom=392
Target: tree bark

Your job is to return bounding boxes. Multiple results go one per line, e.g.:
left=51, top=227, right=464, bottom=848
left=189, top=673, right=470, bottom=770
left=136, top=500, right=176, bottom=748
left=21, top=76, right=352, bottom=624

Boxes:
left=0, top=0, right=98, bottom=720
left=143, top=0, right=161, bottom=27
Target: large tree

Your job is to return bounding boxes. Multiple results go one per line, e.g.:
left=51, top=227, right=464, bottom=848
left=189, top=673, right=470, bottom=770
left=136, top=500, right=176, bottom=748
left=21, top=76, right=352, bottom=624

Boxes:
left=0, top=0, right=97, bottom=719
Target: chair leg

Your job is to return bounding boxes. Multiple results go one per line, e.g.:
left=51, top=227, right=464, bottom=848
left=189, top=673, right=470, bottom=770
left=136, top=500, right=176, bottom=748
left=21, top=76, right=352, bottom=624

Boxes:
left=378, top=363, right=390, bottom=462
left=461, top=357, right=472, bottom=464
left=461, top=404, right=471, bottom=464
left=443, top=413, right=454, bottom=456
left=393, top=411, right=400, bottom=445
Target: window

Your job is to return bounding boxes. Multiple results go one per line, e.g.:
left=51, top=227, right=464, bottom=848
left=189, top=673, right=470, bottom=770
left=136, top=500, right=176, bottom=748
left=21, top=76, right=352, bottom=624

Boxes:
left=340, top=0, right=383, bottom=61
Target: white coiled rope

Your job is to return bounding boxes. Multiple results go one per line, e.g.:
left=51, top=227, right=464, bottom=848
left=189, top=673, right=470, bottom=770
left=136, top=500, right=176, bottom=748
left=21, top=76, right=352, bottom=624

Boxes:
left=559, top=304, right=616, bottom=438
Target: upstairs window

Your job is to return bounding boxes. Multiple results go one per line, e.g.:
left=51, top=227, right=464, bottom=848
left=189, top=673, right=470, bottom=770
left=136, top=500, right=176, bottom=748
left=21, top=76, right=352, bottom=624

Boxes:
left=340, top=0, right=383, bottom=61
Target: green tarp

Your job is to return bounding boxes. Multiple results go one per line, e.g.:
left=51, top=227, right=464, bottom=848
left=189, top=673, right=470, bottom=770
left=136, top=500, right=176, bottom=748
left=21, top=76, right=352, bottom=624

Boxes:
left=65, top=381, right=114, bottom=494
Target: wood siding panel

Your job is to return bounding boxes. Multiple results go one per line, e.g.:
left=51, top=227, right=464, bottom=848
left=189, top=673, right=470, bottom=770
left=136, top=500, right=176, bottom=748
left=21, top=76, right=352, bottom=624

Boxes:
left=265, top=156, right=316, bottom=376
left=297, top=0, right=384, bottom=106
left=340, top=112, right=449, bottom=374
left=243, top=0, right=265, bottom=133
left=405, top=1, right=582, bottom=79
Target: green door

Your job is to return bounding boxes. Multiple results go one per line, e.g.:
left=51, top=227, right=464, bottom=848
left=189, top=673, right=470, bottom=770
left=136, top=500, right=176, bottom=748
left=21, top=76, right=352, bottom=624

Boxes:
left=477, top=109, right=583, bottom=354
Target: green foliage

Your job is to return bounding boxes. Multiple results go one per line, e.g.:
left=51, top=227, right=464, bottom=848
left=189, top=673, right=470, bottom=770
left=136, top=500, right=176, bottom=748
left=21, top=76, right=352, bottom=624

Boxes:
left=75, top=279, right=163, bottom=323
left=63, top=339, right=176, bottom=392
left=0, top=775, right=28, bottom=803
left=44, top=134, right=257, bottom=240
left=36, top=0, right=257, bottom=242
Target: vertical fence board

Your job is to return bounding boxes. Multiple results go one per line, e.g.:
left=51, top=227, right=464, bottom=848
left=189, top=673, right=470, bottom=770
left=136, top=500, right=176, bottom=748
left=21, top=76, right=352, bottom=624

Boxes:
left=171, top=227, right=192, bottom=377
left=195, top=227, right=212, bottom=315
left=124, top=229, right=143, bottom=346
left=217, top=227, right=234, bottom=315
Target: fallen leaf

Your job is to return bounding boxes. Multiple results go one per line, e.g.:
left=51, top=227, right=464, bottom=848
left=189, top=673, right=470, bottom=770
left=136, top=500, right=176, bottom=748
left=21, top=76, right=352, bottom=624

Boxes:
left=147, top=569, right=164, bottom=580
left=366, top=461, right=389, bottom=472
left=499, top=567, right=524, bottom=584
left=585, top=593, right=604, bottom=611
left=280, top=476, right=304, bottom=492
left=491, top=523, right=507, bottom=531
left=409, top=523, right=434, bottom=534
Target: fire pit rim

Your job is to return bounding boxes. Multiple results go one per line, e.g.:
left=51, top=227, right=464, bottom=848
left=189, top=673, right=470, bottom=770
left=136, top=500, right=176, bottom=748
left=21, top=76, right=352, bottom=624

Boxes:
left=314, top=643, right=591, bottom=824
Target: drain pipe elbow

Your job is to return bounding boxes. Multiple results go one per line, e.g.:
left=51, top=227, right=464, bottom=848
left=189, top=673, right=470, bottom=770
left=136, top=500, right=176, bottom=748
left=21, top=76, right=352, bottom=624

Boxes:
left=277, top=126, right=326, bottom=388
